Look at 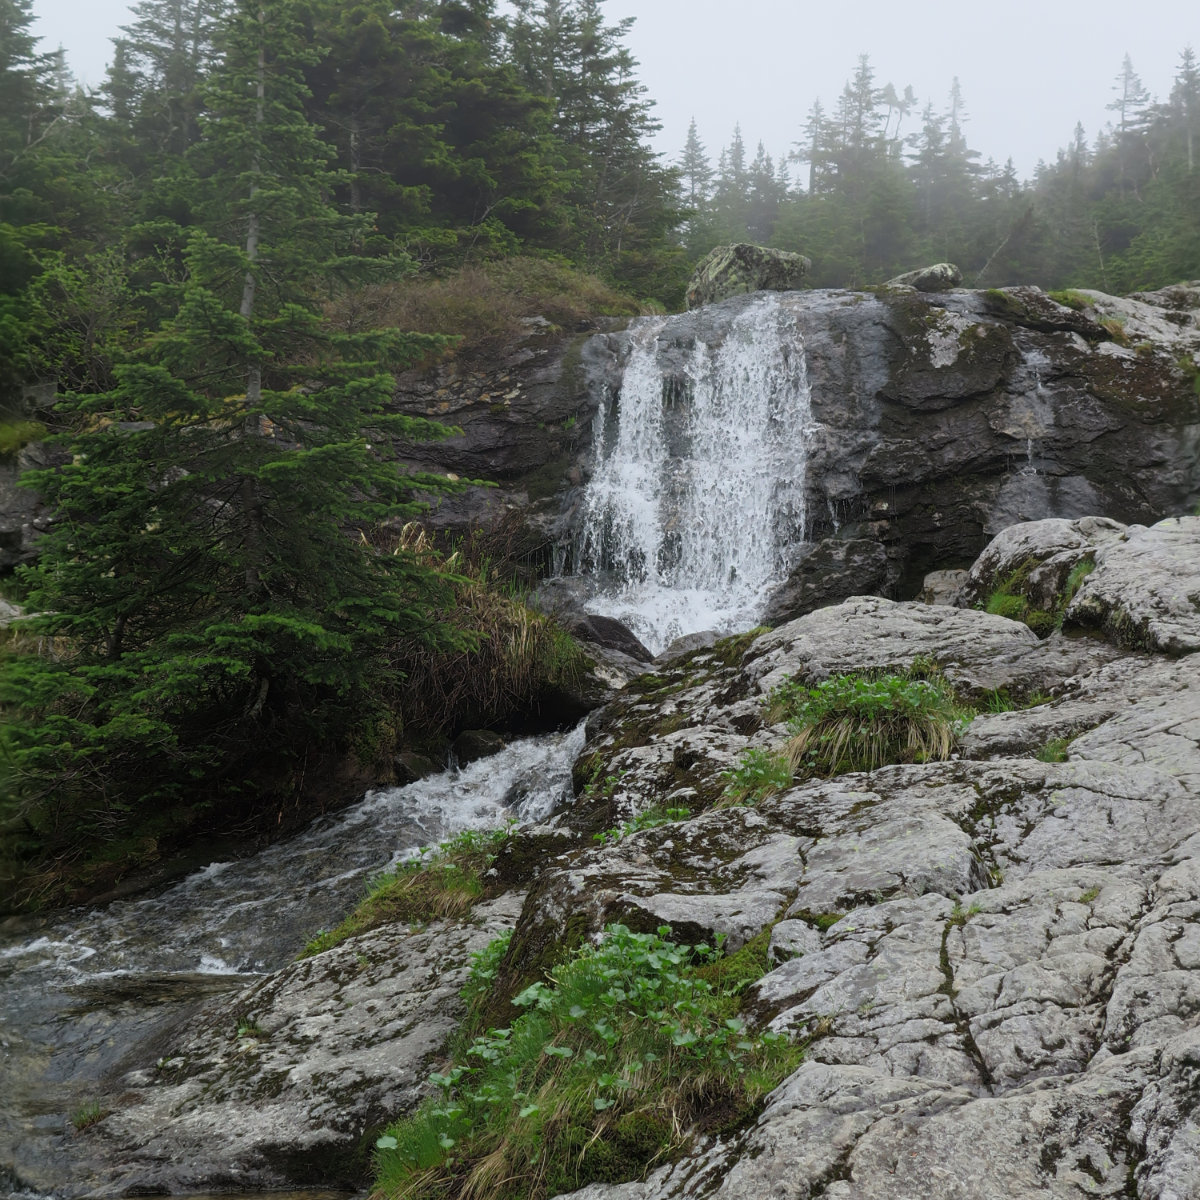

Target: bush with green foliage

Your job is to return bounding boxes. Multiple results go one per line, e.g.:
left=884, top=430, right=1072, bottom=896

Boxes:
left=719, top=747, right=793, bottom=806
left=328, top=256, right=645, bottom=359
left=373, top=923, right=798, bottom=1200
left=771, top=669, right=969, bottom=777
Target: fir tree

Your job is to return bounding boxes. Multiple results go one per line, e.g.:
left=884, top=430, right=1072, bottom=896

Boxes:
left=1, top=0, right=463, bottom=861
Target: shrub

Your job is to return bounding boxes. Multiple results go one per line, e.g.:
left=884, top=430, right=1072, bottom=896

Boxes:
left=326, top=257, right=644, bottom=361
left=373, top=923, right=799, bottom=1200
left=771, top=669, right=968, bottom=777
left=386, top=524, right=591, bottom=741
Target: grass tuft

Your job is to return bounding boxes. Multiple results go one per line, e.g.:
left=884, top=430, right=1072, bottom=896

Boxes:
left=770, top=669, right=969, bottom=778
left=386, top=524, right=591, bottom=741
left=300, top=826, right=512, bottom=957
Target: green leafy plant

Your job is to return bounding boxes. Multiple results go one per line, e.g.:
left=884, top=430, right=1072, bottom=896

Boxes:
left=235, top=1015, right=264, bottom=1038
left=300, top=826, right=513, bottom=957
left=1036, top=737, right=1071, bottom=763
left=373, top=923, right=799, bottom=1200
left=719, top=748, right=793, bottom=806
left=770, top=669, right=969, bottom=777
left=70, top=1101, right=107, bottom=1130
left=593, top=806, right=691, bottom=845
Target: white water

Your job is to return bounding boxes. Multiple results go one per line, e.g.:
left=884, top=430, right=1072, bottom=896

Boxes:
left=574, top=293, right=814, bottom=653
left=1, top=725, right=583, bottom=987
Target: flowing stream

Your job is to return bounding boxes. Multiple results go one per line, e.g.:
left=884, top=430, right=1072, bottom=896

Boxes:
left=0, top=725, right=583, bottom=1197
left=572, top=292, right=814, bottom=653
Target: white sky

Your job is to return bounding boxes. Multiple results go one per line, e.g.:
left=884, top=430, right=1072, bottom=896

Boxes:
left=31, top=0, right=1198, bottom=182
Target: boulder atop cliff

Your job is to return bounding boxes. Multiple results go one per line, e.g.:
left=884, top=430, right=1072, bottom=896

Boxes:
left=885, top=261, right=963, bottom=291
left=685, top=242, right=811, bottom=309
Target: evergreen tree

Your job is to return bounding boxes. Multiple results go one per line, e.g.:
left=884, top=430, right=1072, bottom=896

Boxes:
left=2, top=0, right=463, bottom=860
left=1107, top=52, right=1152, bottom=196
left=1169, top=45, right=1199, bottom=174
left=302, top=0, right=561, bottom=262
left=504, top=0, right=680, bottom=292
left=107, top=0, right=228, bottom=160
left=678, top=117, right=712, bottom=206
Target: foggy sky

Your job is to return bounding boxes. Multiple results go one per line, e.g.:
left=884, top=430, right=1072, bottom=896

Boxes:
left=31, top=0, right=1197, bottom=182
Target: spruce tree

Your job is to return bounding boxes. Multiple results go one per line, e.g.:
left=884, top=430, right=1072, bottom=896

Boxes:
left=1, top=0, right=462, bottom=863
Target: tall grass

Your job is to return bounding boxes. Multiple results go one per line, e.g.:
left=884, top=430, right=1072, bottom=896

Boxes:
left=300, top=827, right=512, bottom=957
left=387, top=524, right=590, bottom=739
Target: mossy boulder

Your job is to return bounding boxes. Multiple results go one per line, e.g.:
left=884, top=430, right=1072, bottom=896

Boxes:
left=885, top=262, right=963, bottom=292
left=685, top=243, right=811, bottom=310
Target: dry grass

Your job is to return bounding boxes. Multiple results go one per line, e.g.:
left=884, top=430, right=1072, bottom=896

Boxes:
left=386, top=523, right=589, bottom=739
left=326, top=257, right=645, bottom=360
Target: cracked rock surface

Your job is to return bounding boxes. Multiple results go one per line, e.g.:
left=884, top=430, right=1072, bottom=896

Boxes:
left=548, top=519, right=1200, bottom=1200
left=46, top=518, right=1200, bottom=1198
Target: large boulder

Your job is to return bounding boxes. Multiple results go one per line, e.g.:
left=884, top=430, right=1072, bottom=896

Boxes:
left=885, top=262, right=963, bottom=291
left=685, top=243, right=811, bottom=310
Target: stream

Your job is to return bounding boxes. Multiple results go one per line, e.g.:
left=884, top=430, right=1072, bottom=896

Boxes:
left=0, top=725, right=583, bottom=1198
left=2, top=292, right=820, bottom=1197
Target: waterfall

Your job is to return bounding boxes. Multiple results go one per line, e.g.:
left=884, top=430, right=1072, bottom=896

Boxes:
left=573, top=292, right=814, bottom=653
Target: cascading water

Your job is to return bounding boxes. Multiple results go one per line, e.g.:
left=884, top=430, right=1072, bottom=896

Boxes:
left=0, top=725, right=583, bottom=1197
left=573, top=292, right=814, bottom=653
left=2, top=291, right=815, bottom=1196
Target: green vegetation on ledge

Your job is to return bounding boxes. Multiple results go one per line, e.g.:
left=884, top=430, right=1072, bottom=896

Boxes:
left=373, top=923, right=799, bottom=1200
left=301, top=826, right=512, bottom=958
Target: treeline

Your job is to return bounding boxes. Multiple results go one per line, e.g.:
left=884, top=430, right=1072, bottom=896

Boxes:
left=680, top=51, right=1200, bottom=292
left=0, top=0, right=683, bottom=415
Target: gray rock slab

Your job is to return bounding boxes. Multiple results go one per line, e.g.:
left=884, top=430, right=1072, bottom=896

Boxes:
left=1066, top=516, right=1200, bottom=654
left=79, top=894, right=524, bottom=1196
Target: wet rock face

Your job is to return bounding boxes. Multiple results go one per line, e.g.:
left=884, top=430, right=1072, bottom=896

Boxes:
left=684, top=242, right=812, bottom=309
left=386, top=319, right=615, bottom=555
left=69, top=894, right=525, bottom=1196
left=578, top=284, right=1200, bottom=615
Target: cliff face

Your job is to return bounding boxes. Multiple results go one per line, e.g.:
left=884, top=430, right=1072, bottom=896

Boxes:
left=8, top=283, right=1199, bottom=591
left=573, top=283, right=1200, bottom=610
left=59, top=516, right=1200, bottom=1200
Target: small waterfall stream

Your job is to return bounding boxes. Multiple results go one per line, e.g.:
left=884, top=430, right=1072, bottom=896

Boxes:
left=572, top=292, right=814, bottom=652
left=0, top=726, right=583, bottom=1196
left=1, top=292, right=818, bottom=1197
